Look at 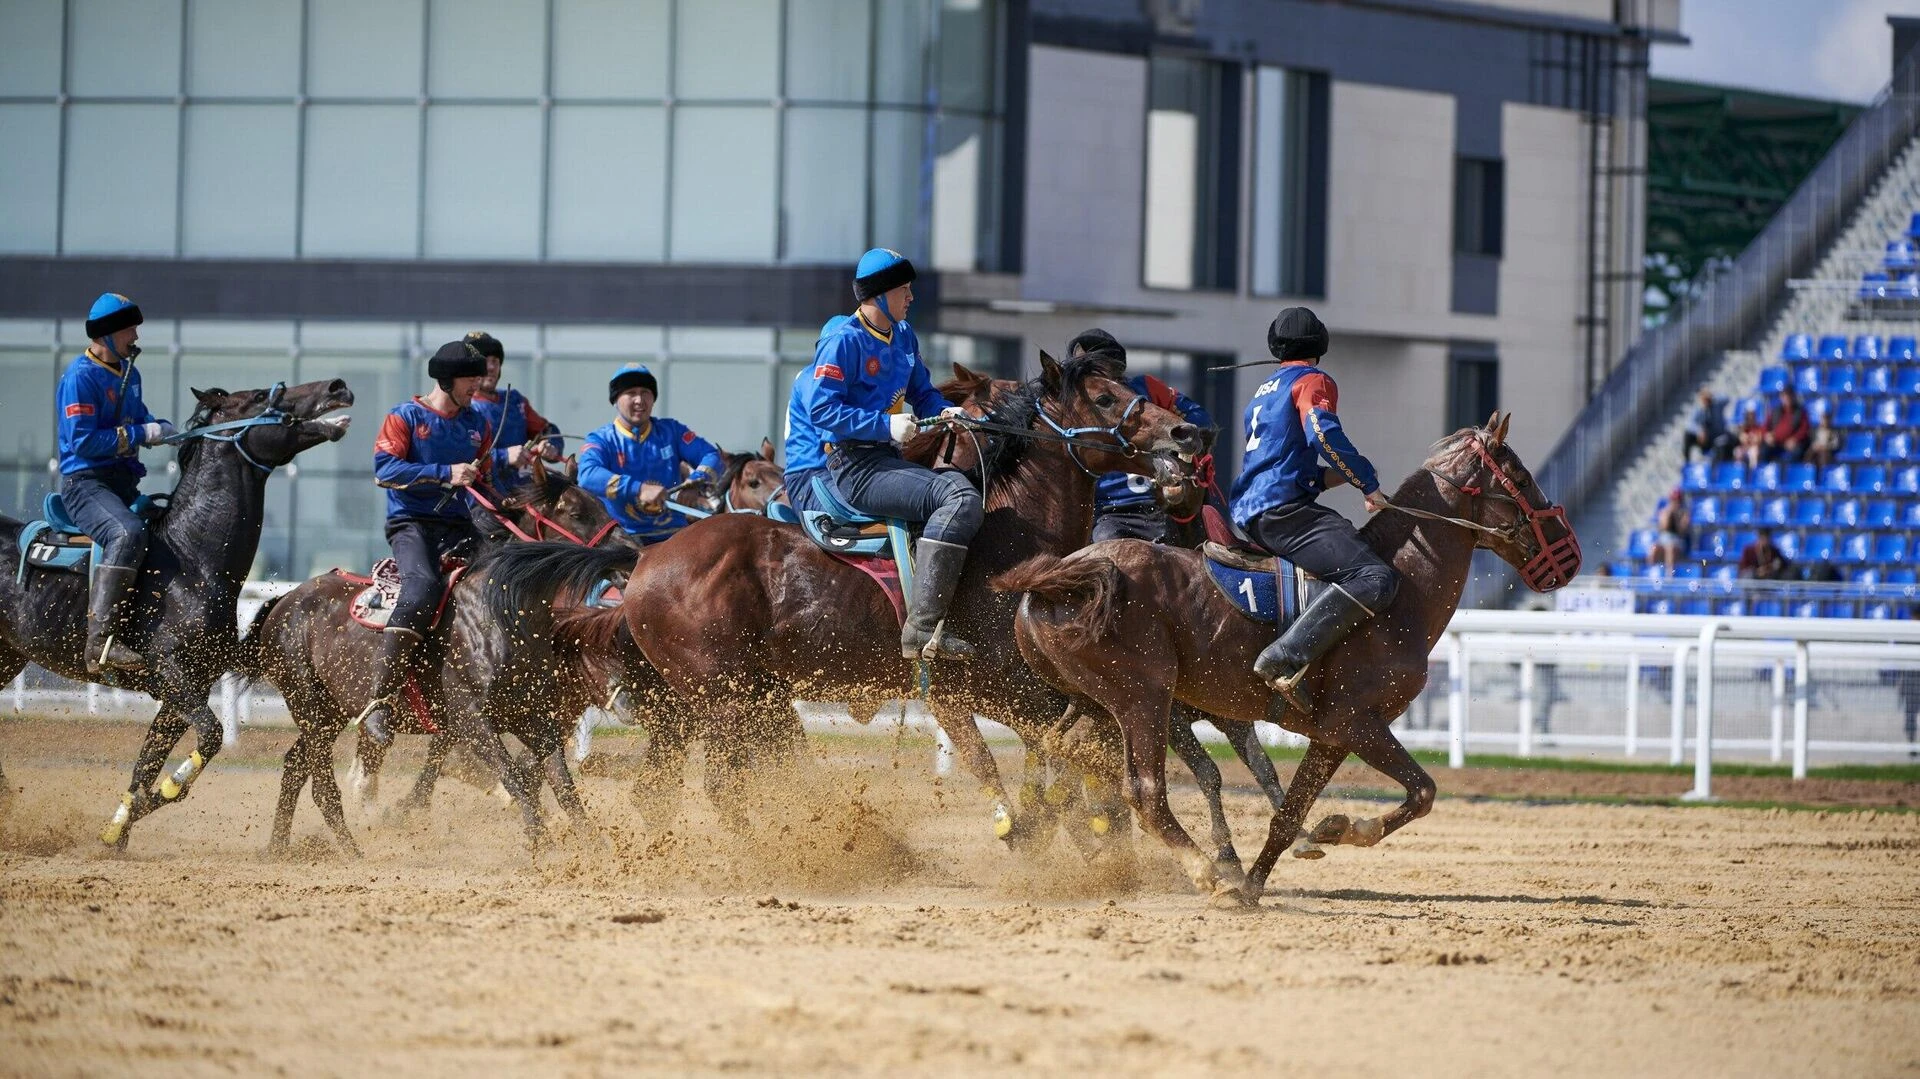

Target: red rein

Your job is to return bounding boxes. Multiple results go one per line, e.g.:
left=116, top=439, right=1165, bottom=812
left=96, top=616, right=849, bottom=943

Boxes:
left=467, top=486, right=618, bottom=549
left=1466, top=438, right=1582, bottom=591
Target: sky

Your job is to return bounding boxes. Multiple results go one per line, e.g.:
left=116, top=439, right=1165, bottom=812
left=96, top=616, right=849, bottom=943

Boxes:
left=1651, top=0, right=1920, bottom=103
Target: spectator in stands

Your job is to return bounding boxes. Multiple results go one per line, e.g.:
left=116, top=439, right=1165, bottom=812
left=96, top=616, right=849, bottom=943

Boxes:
left=1650, top=487, right=1689, bottom=573
left=1737, top=527, right=1791, bottom=580
left=1807, top=414, right=1840, bottom=469
left=1764, top=387, right=1809, bottom=463
left=1797, top=560, right=1840, bottom=583
left=1682, top=389, right=1731, bottom=463
left=1732, top=410, right=1767, bottom=470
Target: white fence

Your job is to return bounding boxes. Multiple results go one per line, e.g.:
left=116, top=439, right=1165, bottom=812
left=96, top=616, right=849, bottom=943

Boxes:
left=10, top=585, right=1920, bottom=800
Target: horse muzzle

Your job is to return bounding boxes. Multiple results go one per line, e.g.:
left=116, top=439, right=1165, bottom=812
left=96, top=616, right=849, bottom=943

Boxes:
left=1517, top=504, right=1581, bottom=591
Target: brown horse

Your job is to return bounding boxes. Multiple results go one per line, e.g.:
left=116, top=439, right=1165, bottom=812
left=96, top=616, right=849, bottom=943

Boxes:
left=557, top=352, right=1204, bottom=837
left=996, top=414, right=1579, bottom=902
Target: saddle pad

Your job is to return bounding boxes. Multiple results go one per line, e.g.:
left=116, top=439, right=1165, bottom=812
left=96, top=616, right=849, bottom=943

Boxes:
left=1204, top=551, right=1316, bottom=625
left=336, top=556, right=467, bottom=632
left=829, top=550, right=905, bottom=626
left=17, top=520, right=93, bottom=583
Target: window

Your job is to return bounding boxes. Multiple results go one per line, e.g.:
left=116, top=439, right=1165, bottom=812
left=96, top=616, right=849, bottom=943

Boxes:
left=1454, top=157, right=1505, bottom=258
left=187, top=0, right=300, bottom=97
left=423, top=105, right=543, bottom=259
left=428, top=0, right=547, bottom=99
left=301, top=105, right=422, bottom=258
left=68, top=0, right=181, bottom=97
left=674, top=0, right=779, bottom=99
left=182, top=106, right=299, bottom=257
left=783, top=108, right=869, bottom=262
left=1250, top=66, right=1329, bottom=298
left=1143, top=56, right=1240, bottom=291
left=669, top=107, right=777, bottom=262
left=548, top=106, right=667, bottom=260
left=0, top=106, right=59, bottom=254
left=552, top=0, right=669, bottom=99
left=307, top=0, right=423, bottom=98
left=1448, top=347, right=1500, bottom=434
left=63, top=105, right=180, bottom=256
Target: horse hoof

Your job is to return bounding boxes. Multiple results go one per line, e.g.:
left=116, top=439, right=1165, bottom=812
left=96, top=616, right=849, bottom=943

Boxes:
left=1208, top=881, right=1258, bottom=910
left=1308, top=813, right=1353, bottom=845
left=1291, top=839, right=1327, bottom=860
left=991, top=804, right=1015, bottom=840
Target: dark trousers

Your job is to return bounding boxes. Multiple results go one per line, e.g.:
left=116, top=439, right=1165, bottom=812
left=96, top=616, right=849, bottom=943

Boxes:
left=827, top=445, right=983, bottom=546
left=1245, top=498, right=1399, bottom=612
left=61, top=468, right=147, bottom=568
left=1091, top=506, right=1172, bottom=544
left=386, top=516, right=480, bottom=634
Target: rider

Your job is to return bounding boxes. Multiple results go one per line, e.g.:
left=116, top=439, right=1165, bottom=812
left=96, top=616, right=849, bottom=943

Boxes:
left=1070, top=329, right=1218, bottom=544
left=465, top=331, right=563, bottom=491
left=1229, top=307, right=1399, bottom=714
left=783, top=248, right=977, bottom=660
left=57, top=292, right=175, bottom=673
left=577, top=363, right=725, bottom=544
left=361, top=339, right=520, bottom=747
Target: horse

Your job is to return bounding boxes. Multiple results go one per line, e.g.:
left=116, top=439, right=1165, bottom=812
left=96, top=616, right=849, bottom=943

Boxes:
left=996, top=414, right=1580, bottom=903
left=242, top=528, right=638, bottom=855
left=0, top=379, right=354, bottom=850
left=555, top=351, right=1205, bottom=839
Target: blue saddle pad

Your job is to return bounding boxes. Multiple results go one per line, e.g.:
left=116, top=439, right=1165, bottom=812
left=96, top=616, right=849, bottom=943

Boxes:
left=42, top=491, right=80, bottom=533
left=794, top=475, right=891, bottom=555
left=1204, top=552, right=1314, bottom=625
left=17, top=520, right=94, bottom=584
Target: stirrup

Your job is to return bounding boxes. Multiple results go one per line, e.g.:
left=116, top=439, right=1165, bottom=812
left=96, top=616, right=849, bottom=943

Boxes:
left=910, top=619, right=973, bottom=661
left=1270, top=666, right=1313, bottom=715
left=90, top=633, right=146, bottom=672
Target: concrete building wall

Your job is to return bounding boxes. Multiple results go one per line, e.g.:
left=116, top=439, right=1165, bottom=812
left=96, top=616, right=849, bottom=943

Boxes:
left=1324, top=82, right=1457, bottom=334
left=1022, top=45, right=1148, bottom=304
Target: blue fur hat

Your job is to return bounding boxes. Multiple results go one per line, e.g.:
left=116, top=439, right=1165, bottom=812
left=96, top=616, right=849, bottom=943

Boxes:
left=85, top=292, right=142, bottom=340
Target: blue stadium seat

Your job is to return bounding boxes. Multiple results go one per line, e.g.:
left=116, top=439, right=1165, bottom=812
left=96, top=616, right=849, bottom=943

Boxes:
left=1899, top=366, right=1920, bottom=396
left=1776, top=531, right=1803, bottom=560
left=1824, top=601, right=1859, bottom=619
left=1850, top=567, right=1882, bottom=585
left=1837, top=431, right=1876, bottom=461
left=1823, top=367, right=1858, bottom=396
left=1733, top=396, right=1766, bottom=425
left=1854, top=335, right=1886, bottom=362
left=1857, top=464, right=1889, bottom=493
left=1866, top=499, right=1899, bottom=528
left=1780, top=334, right=1814, bottom=361
left=1786, top=462, right=1819, bottom=492
left=1821, top=463, right=1851, bottom=492
left=1723, top=496, right=1756, bottom=525
left=1875, top=396, right=1905, bottom=427
left=1904, top=502, right=1920, bottom=530
left=1752, top=599, right=1786, bottom=617
left=1756, top=366, right=1788, bottom=394
left=1711, top=462, right=1748, bottom=490
left=1803, top=531, right=1838, bottom=561
left=1909, top=211, right=1920, bottom=239
left=1831, top=498, right=1863, bottom=528
left=1896, top=465, right=1920, bottom=495
left=1674, top=562, right=1705, bottom=580
left=1628, top=529, right=1656, bottom=560
left=1643, top=561, right=1669, bottom=580
left=1716, top=599, right=1747, bottom=618
left=1805, top=395, right=1832, bottom=424
left=1752, top=462, right=1782, bottom=491
left=1889, top=242, right=1918, bottom=272
left=1892, top=336, right=1919, bottom=362
left=1864, top=601, right=1909, bottom=620
left=1876, top=534, right=1910, bottom=563
left=1890, top=568, right=1918, bottom=584
left=1607, top=558, right=1636, bottom=578
left=1729, top=529, right=1758, bottom=557
left=1864, top=364, right=1895, bottom=394
left=1644, top=597, right=1675, bottom=615
left=1900, top=274, right=1920, bottom=300
left=1887, top=431, right=1915, bottom=460
left=1791, top=598, right=1822, bottom=619
left=1682, top=461, right=1712, bottom=492
left=1691, top=494, right=1722, bottom=524
left=1817, top=334, right=1849, bottom=361
left=1760, top=496, right=1791, bottom=526
left=1794, top=365, right=1824, bottom=396
left=1792, top=497, right=1827, bottom=527
left=1679, top=599, right=1712, bottom=616
left=1690, top=530, right=1728, bottom=560
left=1862, top=272, right=1891, bottom=300
left=1839, top=532, right=1874, bottom=564
left=1835, top=397, right=1869, bottom=428
left=1709, top=563, right=1739, bottom=583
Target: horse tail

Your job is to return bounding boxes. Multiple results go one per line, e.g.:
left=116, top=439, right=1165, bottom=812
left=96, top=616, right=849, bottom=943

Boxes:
left=234, top=590, right=290, bottom=683
left=992, top=554, right=1121, bottom=638
left=470, top=542, right=637, bottom=635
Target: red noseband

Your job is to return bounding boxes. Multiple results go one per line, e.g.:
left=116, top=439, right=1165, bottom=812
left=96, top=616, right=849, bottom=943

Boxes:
left=1467, top=438, right=1582, bottom=592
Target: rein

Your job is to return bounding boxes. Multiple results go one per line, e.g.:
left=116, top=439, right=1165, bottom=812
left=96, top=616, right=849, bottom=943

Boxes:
left=468, top=484, right=618, bottom=548
left=1380, top=435, right=1581, bottom=589
left=162, top=381, right=298, bottom=473
left=926, top=391, right=1149, bottom=479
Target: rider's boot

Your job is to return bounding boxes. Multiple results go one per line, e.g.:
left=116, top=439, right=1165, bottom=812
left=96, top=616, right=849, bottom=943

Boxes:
left=85, top=564, right=148, bottom=673
left=902, top=538, right=976, bottom=661
left=1253, top=584, right=1374, bottom=715
left=358, top=627, right=421, bottom=749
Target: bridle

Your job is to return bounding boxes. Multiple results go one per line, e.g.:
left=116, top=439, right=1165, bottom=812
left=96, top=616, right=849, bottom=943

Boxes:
left=1383, top=433, right=1581, bottom=591
left=163, top=381, right=302, bottom=473
left=931, top=384, right=1152, bottom=479
left=468, top=483, right=618, bottom=548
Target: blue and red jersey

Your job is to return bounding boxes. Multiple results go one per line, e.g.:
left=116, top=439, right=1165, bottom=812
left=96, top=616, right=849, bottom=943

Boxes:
left=56, top=350, right=162, bottom=476
left=1094, top=374, right=1213, bottom=512
left=471, top=388, right=560, bottom=490
left=1228, top=361, right=1379, bottom=528
left=783, top=313, right=946, bottom=475
left=373, top=397, right=499, bottom=522
left=577, top=416, right=724, bottom=542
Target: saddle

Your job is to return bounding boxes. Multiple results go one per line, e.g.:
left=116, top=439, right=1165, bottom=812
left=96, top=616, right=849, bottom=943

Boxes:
left=334, top=556, right=469, bottom=632
left=16, top=492, right=164, bottom=585
left=1201, top=541, right=1321, bottom=625
left=765, top=478, right=913, bottom=625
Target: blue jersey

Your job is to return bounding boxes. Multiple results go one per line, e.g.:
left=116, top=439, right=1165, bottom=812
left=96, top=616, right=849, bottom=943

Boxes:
left=471, top=388, right=560, bottom=490
left=578, top=416, right=724, bottom=542
left=1228, top=361, right=1379, bottom=528
left=56, top=350, right=162, bottom=476
left=374, top=397, right=498, bottom=523
left=783, top=312, right=946, bottom=475
left=1094, top=374, right=1213, bottom=512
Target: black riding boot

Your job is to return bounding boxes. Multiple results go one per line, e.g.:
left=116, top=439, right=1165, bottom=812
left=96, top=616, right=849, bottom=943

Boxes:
left=359, top=627, right=421, bottom=749
left=901, top=538, right=975, bottom=661
left=85, top=564, right=147, bottom=673
left=1253, top=585, right=1375, bottom=715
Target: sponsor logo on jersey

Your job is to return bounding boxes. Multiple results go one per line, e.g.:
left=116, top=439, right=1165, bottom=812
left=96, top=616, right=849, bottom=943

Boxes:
left=816, top=363, right=844, bottom=381
left=65, top=402, right=94, bottom=418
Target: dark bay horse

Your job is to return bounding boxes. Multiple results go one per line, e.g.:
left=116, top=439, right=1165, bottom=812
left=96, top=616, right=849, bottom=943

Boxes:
left=997, top=415, right=1579, bottom=902
left=558, top=352, right=1204, bottom=837
left=0, top=379, right=354, bottom=850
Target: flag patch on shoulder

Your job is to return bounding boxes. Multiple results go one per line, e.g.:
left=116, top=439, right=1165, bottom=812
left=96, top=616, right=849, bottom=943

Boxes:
left=65, top=402, right=94, bottom=418
left=816, top=363, right=843, bottom=380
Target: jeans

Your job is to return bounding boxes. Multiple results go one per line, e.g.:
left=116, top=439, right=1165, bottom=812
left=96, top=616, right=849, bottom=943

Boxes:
left=386, top=516, right=480, bottom=634
left=61, top=468, right=147, bottom=568
left=826, top=444, right=983, bottom=546
left=1091, top=506, right=1172, bottom=544
left=1244, top=497, right=1399, bottom=612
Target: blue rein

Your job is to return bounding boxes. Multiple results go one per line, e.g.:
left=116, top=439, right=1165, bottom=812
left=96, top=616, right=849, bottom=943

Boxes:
left=1034, top=393, right=1145, bottom=477
left=161, top=381, right=299, bottom=473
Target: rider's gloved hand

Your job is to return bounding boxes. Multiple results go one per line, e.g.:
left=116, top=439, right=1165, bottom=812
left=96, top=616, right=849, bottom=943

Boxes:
left=888, top=413, right=917, bottom=444
left=140, top=421, right=176, bottom=446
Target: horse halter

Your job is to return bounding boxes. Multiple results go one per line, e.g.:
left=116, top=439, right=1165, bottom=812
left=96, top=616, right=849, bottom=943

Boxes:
left=164, top=381, right=301, bottom=473
left=1399, top=435, right=1581, bottom=592
left=1034, top=391, right=1146, bottom=477
left=468, top=484, right=618, bottom=548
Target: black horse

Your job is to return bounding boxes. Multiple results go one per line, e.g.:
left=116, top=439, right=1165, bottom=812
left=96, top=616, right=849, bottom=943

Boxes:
left=0, top=379, right=353, bottom=850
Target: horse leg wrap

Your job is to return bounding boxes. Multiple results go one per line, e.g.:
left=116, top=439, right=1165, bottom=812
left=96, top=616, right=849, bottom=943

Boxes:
left=157, top=751, right=205, bottom=801
left=1082, top=775, right=1111, bottom=835
left=100, top=791, right=134, bottom=846
left=990, top=801, right=1014, bottom=840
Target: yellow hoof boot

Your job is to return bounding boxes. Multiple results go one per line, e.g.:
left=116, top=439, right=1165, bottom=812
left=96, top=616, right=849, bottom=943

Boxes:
left=991, top=804, right=1014, bottom=839
left=100, top=792, right=134, bottom=846
left=1088, top=815, right=1110, bottom=836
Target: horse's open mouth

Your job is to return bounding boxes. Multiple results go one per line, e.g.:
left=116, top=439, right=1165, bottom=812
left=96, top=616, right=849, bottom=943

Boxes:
left=302, top=399, right=354, bottom=441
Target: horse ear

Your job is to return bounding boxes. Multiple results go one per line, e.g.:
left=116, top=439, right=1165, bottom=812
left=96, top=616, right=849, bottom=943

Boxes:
left=191, top=387, right=219, bottom=405
left=563, top=454, right=579, bottom=480
left=528, top=452, right=548, bottom=486
left=760, top=436, right=776, bottom=462
left=1494, top=412, right=1512, bottom=446
left=1484, top=410, right=1500, bottom=432
left=951, top=361, right=981, bottom=386
left=1039, top=350, right=1063, bottom=393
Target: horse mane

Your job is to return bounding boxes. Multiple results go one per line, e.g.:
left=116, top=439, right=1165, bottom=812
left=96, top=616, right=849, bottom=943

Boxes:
left=902, top=353, right=1120, bottom=494
left=171, top=390, right=230, bottom=473
left=715, top=450, right=755, bottom=498
left=1356, top=426, right=1490, bottom=552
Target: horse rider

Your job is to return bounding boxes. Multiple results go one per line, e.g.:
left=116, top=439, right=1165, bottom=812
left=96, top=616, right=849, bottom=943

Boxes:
left=1068, top=329, right=1218, bottom=544
left=1228, top=307, right=1399, bottom=714
left=577, top=363, right=725, bottom=545
left=464, top=330, right=563, bottom=491
left=360, top=339, right=527, bottom=747
left=57, top=292, right=175, bottom=673
left=783, top=248, right=977, bottom=660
